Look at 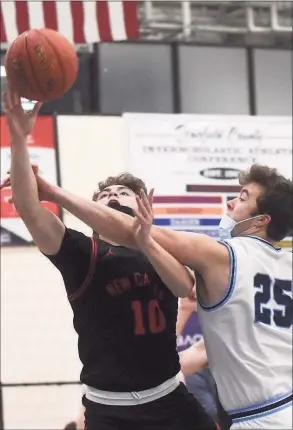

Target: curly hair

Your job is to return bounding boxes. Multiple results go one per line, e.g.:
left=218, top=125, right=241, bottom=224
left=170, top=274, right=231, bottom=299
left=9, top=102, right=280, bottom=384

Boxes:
left=92, top=173, right=147, bottom=201
left=239, top=164, right=293, bottom=241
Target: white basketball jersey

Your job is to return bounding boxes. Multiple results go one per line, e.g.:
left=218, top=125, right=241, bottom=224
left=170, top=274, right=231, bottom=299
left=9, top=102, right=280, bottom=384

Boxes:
left=197, top=235, right=292, bottom=412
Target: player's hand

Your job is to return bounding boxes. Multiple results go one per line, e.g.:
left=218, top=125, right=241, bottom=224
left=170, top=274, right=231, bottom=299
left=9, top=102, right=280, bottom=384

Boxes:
left=178, top=370, right=186, bottom=385
left=178, top=287, right=197, bottom=313
left=0, top=164, right=56, bottom=203
left=133, top=189, right=155, bottom=249
left=3, top=84, right=42, bottom=144
left=187, top=284, right=197, bottom=302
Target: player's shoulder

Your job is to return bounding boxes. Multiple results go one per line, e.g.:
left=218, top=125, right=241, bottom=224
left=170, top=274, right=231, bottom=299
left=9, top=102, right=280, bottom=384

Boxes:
left=59, top=227, right=95, bottom=256
left=228, top=235, right=286, bottom=252
left=65, top=227, right=91, bottom=240
left=42, top=227, right=96, bottom=277
left=223, top=236, right=292, bottom=267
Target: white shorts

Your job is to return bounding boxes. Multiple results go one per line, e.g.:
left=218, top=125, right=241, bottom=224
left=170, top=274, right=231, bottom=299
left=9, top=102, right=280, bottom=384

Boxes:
left=231, top=403, right=292, bottom=430
left=228, top=391, right=292, bottom=430
left=85, top=373, right=180, bottom=406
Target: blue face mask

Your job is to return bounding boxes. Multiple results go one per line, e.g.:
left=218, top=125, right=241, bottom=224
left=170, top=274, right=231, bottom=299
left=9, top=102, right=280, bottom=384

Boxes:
left=218, top=213, right=265, bottom=240
left=218, top=214, right=237, bottom=240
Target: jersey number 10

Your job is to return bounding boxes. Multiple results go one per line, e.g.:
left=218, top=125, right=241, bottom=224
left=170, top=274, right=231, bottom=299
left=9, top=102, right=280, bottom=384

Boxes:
left=132, top=300, right=166, bottom=335
left=254, top=273, right=292, bottom=328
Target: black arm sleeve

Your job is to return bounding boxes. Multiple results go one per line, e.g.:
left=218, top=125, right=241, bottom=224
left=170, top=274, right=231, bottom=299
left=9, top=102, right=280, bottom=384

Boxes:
left=43, top=228, right=96, bottom=297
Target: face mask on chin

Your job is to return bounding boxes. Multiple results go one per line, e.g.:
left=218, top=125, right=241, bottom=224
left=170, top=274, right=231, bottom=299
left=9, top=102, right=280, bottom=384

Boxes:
left=218, top=214, right=237, bottom=240
left=218, top=213, right=265, bottom=240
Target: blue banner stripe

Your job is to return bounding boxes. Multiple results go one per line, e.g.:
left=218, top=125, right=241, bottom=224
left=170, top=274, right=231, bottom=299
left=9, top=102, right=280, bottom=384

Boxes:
left=154, top=218, right=221, bottom=227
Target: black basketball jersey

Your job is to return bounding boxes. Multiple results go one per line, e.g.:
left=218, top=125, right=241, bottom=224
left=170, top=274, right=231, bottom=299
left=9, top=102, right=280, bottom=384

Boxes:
left=45, top=228, right=180, bottom=392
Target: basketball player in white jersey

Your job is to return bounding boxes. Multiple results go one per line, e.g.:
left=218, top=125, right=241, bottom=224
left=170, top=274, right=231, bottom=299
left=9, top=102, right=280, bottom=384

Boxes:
left=128, top=165, right=292, bottom=429
left=25, top=164, right=291, bottom=430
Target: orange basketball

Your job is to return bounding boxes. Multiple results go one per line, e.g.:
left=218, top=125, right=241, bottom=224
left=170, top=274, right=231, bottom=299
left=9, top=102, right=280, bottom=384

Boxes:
left=4, top=28, right=78, bottom=102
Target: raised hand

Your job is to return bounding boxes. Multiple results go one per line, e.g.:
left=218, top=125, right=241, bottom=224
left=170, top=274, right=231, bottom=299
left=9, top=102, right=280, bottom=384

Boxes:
left=3, top=84, right=42, bottom=143
left=133, top=188, right=155, bottom=249
left=0, top=164, right=56, bottom=203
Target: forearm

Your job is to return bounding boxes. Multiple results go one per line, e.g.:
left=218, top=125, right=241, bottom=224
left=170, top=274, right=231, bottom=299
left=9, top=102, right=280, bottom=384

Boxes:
left=53, top=186, right=193, bottom=296
left=179, top=339, right=208, bottom=376
left=52, top=187, right=135, bottom=246
left=10, top=141, right=41, bottom=219
left=50, top=186, right=185, bottom=254
left=51, top=187, right=212, bottom=272
left=150, top=227, right=196, bottom=266
left=176, top=304, right=194, bottom=336
left=138, top=237, right=193, bottom=298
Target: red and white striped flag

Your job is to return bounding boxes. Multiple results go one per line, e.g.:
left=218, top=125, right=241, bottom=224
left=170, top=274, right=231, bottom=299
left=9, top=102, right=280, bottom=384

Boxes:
left=0, top=1, right=139, bottom=44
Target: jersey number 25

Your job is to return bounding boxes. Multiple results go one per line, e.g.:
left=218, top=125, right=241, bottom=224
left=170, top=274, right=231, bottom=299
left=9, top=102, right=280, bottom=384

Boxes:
left=254, top=273, right=292, bottom=328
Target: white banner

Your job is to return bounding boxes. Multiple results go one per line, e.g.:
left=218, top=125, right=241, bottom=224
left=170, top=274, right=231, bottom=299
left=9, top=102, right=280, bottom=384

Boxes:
left=125, top=114, right=292, bottom=244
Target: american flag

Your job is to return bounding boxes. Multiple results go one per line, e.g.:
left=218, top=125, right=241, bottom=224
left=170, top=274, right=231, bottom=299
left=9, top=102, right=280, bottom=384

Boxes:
left=0, top=1, right=139, bottom=44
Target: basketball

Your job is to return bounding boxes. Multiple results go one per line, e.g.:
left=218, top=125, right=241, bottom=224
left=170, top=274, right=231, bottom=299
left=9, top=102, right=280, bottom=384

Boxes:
left=4, top=28, right=78, bottom=102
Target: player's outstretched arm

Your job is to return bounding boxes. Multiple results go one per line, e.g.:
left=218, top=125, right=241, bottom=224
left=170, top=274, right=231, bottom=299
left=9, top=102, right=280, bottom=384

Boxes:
left=136, top=237, right=195, bottom=297
left=49, top=187, right=228, bottom=275
left=36, top=185, right=229, bottom=284
left=7, top=169, right=228, bottom=283
left=132, top=190, right=195, bottom=297
left=3, top=88, right=65, bottom=255
left=134, top=191, right=230, bottom=279
left=53, top=187, right=229, bottom=275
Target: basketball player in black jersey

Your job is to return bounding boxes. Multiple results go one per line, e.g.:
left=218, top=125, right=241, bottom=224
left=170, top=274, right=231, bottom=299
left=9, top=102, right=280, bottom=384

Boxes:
left=4, top=88, right=219, bottom=430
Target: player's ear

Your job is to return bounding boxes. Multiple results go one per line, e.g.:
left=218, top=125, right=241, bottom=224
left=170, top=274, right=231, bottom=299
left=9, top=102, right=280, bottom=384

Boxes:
left=256, top=214, right=271, bottom=227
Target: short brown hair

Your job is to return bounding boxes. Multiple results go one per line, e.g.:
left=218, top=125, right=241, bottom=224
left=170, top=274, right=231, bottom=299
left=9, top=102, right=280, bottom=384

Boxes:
left=239, top=164, right=293, bottom=241
left=93, top=173, right=147, bottom=201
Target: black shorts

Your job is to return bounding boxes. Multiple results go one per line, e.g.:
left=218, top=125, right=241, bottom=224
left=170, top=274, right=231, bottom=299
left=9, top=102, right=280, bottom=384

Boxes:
left=83, top=383, right=219, bottom=430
